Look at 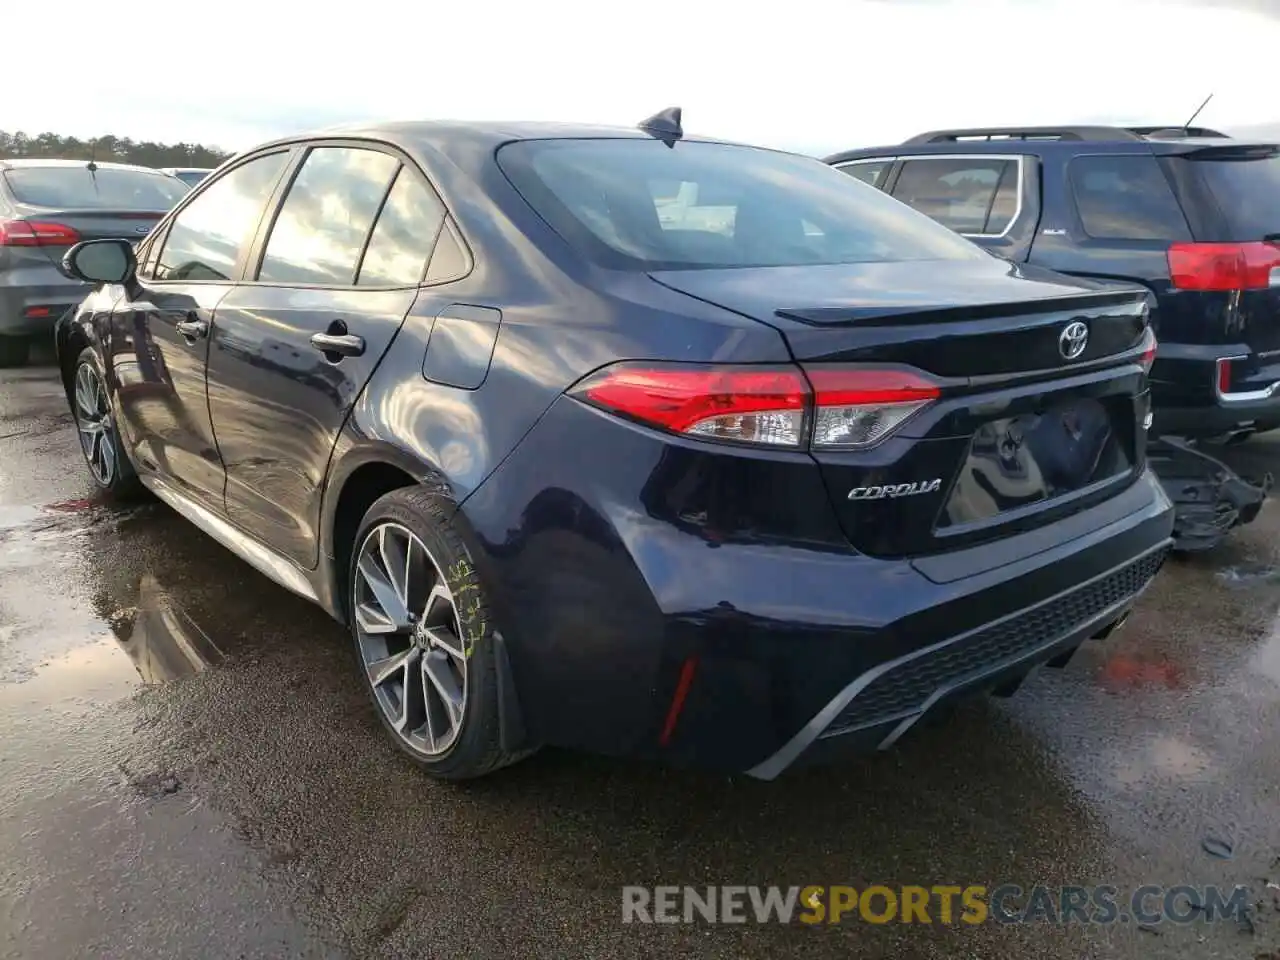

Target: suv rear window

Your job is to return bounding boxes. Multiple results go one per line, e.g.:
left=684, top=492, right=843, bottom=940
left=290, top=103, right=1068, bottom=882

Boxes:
left=1187, top=150, right=1280, bottom=240
left=497, top=139, right=986, bottom=270
left=1068, top=155, right=1191, bottom=242
left=2, top=166, right=189, bottom=210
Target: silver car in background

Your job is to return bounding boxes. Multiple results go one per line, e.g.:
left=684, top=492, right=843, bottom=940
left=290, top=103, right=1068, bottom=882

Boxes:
left=0, top=159, right=189, bottom=366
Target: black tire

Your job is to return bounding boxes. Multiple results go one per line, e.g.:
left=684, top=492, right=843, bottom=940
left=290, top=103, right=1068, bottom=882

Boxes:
left=71, top=347, right=145, bottom=499
left=0, top=335, right=31, bottom=368
left=349, top=486, right=532, bottom=780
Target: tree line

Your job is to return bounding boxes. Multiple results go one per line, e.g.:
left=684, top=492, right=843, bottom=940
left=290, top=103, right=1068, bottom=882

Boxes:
left=0, top=131, right=231, bottom=169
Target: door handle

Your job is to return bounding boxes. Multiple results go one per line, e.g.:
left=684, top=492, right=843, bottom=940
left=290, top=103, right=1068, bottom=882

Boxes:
left=310, top=332, right=365, bottom=358
left=175, top=317, right=208, bottom=339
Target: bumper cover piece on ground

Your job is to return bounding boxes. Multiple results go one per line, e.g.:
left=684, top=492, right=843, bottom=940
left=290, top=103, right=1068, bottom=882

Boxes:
left=1148, top=437, right=1272, bottom=553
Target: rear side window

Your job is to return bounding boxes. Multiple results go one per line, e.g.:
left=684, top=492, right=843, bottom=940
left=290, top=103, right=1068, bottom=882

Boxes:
left=259, top=147, right=399, bottom=285
left=891, top=157, right=1019, bottom=235
left=837, top=160, right=891, bottom=189
left=2, top=166, right=189, bottom=211
left=1187, top=150, right=1280, bottom=240
left=1069, top=155, right=1190, bottom=242
left=356, top=169, right=446, bottom=287
left=156, top=151, right=290, bottom=282
left=497, top=139, right=985, bottom=270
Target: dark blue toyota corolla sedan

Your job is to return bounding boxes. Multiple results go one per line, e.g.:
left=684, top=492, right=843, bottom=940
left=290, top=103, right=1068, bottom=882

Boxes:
left=54, top=112, right=1174, bottom=779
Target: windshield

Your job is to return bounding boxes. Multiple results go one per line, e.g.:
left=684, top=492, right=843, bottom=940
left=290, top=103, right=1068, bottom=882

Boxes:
left=498, top=139, right=987, bottom=270
left=3, top=166, right=190, bottom=211
left=1188, top=149, right=1280, bottom=239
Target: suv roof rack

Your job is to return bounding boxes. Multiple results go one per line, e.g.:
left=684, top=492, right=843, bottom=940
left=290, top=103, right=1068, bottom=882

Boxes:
left=904, top=126, right=1145, bottom=144
left=1126, top=125, right=1230, bottom=140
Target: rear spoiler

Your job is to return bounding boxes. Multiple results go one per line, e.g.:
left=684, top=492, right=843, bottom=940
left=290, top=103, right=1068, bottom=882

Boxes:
left=1172, top=143, right=1280, bottom=161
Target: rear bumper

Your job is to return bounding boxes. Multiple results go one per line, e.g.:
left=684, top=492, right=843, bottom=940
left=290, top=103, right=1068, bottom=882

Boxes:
left=749, top=542, right=1163, bottom=778
left=0, top=266, right=87, bottom=338
left=1151, top=346, right=1280, bottom=436
left=465, top=395, right=1176, bottom=776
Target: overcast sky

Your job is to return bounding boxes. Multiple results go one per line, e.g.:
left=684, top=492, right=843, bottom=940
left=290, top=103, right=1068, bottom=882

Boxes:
left=9, top=0, right=1279, bottom=156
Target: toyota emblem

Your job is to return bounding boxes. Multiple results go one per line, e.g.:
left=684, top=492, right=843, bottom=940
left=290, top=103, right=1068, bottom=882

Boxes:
left=1059, top=321, right=1089, bottom=360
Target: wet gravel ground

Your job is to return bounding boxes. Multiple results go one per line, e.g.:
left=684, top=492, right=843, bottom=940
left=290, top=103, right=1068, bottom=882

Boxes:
left=3, top=355, right=1280, bottom=959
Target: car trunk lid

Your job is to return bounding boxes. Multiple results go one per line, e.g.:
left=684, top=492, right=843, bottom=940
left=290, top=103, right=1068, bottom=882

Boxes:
left=650, top=259, right=1153, bottom=558
left=9, top=207, right=165, bottom=265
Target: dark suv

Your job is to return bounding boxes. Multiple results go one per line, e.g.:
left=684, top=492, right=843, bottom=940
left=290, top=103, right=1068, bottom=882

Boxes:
left=55, top=116, right=1173, bottom=780
left=827, top=126, right=1280, bottom=441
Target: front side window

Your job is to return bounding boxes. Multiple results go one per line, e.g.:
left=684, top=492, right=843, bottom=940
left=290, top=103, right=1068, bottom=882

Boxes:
left=497, top=139, right=985, bottom=270
left=356, top=169, right=446, bottom=287
left=891, top=157, right=1019, bottom=235
left=1069, top=155, right=1191, bottom=242
left=258, top=147, right=399, bottom=285
left=155, top=151, right=290, bottom=282
left=837, top=160, right=891, bottom=189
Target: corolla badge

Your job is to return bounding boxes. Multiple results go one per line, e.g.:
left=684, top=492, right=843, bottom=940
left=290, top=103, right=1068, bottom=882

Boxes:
left=1059, top=320, right=1089, bottom=360
left=848, top=479, right=942, bottom=501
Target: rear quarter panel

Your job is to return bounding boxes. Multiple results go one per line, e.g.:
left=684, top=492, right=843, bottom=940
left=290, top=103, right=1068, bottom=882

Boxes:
left=320, top=137, right=790, bottom=556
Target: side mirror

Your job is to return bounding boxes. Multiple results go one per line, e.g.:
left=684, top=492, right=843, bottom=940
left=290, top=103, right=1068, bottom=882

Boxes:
left=62, top=239, right=136, bottom=284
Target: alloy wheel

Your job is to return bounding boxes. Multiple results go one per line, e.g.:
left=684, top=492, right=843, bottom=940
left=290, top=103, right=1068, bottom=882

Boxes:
left=74, top=363, right=116, bottom=486
left=353, top=522, right=468, bottom=757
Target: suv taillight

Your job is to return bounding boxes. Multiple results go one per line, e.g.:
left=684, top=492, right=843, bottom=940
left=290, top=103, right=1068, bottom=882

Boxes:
left=571, top=363, right=940, bottom=450
left=1168, top=241, right=1280, bottom=291
left=0, top=219, right=81, bottom=247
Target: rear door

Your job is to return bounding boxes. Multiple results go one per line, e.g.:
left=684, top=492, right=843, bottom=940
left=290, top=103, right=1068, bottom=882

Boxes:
left=206, top=142, right=448, bottom=568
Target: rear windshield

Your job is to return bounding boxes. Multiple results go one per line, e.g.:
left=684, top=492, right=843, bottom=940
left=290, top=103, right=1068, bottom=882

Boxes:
left=2, top=166, right=189, bottom=211
left=497, top=139, right=987, bottom=270
left=1189, top=150, right=1280, bottom=239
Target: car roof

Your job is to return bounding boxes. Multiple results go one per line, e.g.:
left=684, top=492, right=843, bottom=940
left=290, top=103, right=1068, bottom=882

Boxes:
left=826, top=134, right=1280, bottom=164
left=0, top=157, right=180, bottom=174
left=237, top=118, right=787, bottom=167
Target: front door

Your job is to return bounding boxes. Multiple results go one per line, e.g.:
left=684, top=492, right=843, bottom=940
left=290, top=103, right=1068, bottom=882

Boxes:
left=108, top=150, right=294, bottom=505
left=206, top=144, right=448, bottom=567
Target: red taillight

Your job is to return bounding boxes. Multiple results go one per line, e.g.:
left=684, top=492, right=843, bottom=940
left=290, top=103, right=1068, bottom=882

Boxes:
left=1216, top=357, right=1233, bottom=395
left=1168, top=241, right=1280, bottom=291
left=572, top=363, right=940, bottom=450
left=1140, top=327, right=1158, bottom=374
left=0, top=219, right=81, bottom=247
left=574, top=364, right=809, bottom=447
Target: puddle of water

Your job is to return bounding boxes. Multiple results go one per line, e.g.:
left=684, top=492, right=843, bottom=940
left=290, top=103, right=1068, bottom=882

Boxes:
left=0, top=505, right=43, bottom=532
left=0, top=637, right=139, bottom=707
left=1255, top=624, right=1280, bottom=685
left=113, top=575, right=223, bottom=684
left=1099, top=654, right=1185, bottom=691
left=1112, top=734, right=1214, bottom=788
left=1216, top=562, right=1280, bottom=586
